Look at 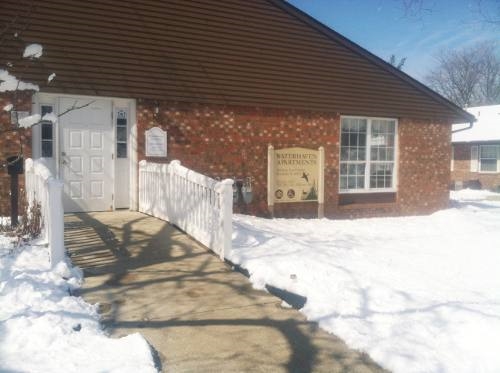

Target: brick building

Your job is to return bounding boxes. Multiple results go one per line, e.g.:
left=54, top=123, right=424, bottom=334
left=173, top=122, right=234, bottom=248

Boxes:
left=0, top=0, right=474, bottom=218
left=452, top=105, right=500, bottom=191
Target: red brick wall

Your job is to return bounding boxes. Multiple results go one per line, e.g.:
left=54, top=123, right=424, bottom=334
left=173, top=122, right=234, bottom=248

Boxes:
left=137, top=99, right=452, bottom=218
left=0, top=92, right=33, bottom=216
left=452, top=143, right=500, bottom=190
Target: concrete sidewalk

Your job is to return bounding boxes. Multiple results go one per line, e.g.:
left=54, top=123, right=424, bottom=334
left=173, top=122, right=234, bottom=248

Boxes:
left=65, top=211, right=385, bottom=373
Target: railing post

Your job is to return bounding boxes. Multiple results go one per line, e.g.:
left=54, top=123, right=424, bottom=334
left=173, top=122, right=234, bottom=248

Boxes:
left=217, top=179, right=234, bottom=260
left=47, top=178, right=65, bottom=267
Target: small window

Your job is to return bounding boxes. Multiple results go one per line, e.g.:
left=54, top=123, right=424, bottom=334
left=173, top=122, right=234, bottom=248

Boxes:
left=116, top=109, right=128, bottom=158
left=40, top=104, right=54, bottom=158
left=479, top=145, right=499, bottom=173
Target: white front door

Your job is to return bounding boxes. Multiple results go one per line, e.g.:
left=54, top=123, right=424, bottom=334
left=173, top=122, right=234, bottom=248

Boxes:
left=59, top=98, right=113, bottom=212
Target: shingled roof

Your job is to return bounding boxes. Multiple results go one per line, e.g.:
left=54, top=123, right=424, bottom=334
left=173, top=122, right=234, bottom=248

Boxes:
left=0, top=0, right=474, bottom=122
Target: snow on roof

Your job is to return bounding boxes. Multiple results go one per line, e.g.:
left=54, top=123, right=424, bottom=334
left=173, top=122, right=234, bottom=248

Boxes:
left=452, top=105, right=500, bottom=143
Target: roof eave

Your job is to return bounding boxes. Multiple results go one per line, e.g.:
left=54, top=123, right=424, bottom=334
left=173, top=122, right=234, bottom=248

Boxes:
left=268, top=0, right=475, bottom=124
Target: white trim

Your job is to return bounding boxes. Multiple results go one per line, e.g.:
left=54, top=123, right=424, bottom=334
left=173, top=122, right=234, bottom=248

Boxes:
left=129, top=99, right=138, bottom=210
left=470, top=145, right=479, bottom=172
left=339, top=116, right=398, bottom=194
left=33, top=92, right=137, bottom=210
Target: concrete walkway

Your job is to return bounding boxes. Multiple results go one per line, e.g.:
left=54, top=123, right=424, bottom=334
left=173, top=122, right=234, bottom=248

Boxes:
left=65, top=211, right=386, bottom=373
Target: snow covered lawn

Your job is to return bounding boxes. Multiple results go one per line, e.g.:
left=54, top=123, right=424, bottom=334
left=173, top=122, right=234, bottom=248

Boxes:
left=0, top=237, right=157, bottom=373
left=230, top=190, right=500, bottom=373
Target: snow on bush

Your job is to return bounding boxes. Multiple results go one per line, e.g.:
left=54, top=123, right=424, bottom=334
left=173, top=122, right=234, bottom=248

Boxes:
left=230, top=192, right=500, bottom=373
left=18, top=113, right=41, bottom=128
left=0, top=238, right=158, bottom=373
left=0, top=69, right=39, bottom=92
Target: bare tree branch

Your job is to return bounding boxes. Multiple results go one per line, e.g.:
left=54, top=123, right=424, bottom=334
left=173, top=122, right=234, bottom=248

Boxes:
left=57, top=100, right=96, bottom=118
left=426, top=41, right=500, bottom=107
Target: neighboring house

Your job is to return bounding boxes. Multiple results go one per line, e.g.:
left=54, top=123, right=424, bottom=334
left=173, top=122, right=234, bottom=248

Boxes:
left=0, top=0, right=474, bottom=219
left=452, top=105, right=500, bottom=191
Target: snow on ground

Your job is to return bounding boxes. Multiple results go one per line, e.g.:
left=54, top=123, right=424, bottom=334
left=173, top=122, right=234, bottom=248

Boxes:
left=230, top=189, right=500, bottom=373
left=0, top=237, right=157, bottom=373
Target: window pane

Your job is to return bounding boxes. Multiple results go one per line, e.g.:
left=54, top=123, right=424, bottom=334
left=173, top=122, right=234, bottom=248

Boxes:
left=340, top=176, right=347, bottom=189
left=358, top=147, right=366, bottom=160
left=117, top=126, right=127, bottom=142
left=41, top=105, right=53, bottom=116
left=349, top=147, right=358, bottom=160
left=358, top=119, right=367, bottom=132
left=480, top=159, right=497, bottom=172
left=340, top=147, right=349, bottom=161
left=341, top=133, right=349, bottom=146
left=386, top=147, right=394, bottom=161
left=117, top=143, right=127, bottom=158
left=348, top=176, right=356, bottom=189
left=41, top=122, right=52, bottom=140
left=480, top=146, right=496, bottom=158
left=42, top=140, right=53, bottom=158
left=117, top=118, right=127, bottom=127
left=369, top=163, right=393, bottom=188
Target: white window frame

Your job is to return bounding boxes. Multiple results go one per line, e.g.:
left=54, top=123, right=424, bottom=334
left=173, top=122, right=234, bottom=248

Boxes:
left=40, top=103, right=54, bottom=158
left=478, top=144, right=500, bottom=173
left=339, top=116, right=398, bottom=194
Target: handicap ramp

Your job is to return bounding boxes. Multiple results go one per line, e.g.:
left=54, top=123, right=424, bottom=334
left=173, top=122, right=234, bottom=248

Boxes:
left=65, top=211, right=385, bottom=373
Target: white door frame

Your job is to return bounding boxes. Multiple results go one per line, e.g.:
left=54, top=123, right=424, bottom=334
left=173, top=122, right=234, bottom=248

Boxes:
left=32, top=92, right=138, bottom=211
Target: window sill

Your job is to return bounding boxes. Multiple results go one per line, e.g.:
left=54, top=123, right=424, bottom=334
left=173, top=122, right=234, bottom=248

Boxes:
left=338, top=192, right=396, bottom=206
left=339, top=188, right=397, bottom=194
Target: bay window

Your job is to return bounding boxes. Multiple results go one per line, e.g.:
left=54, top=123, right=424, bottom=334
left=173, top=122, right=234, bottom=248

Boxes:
left=340, top=117, right=397, bottom=192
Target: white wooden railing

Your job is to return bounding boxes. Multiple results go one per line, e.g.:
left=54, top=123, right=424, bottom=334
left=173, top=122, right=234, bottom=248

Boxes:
left=25, top=158, right=65, bottom=267
left=138, top=160, right=233, bottom=260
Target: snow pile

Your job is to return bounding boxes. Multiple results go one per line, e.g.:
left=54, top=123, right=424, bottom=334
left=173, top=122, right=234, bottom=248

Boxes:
left=0, top=69, right=39, bottom=92
left=451, top=188, right=499, bottom=201
left=23, top=43, right=43, bottom=59
left=230, top=193, right=500, bottom=373
left=0, top=238, right=158, bottom=373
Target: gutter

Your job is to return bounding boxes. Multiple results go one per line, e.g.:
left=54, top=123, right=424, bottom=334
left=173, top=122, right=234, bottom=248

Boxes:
left=452, top=120, right=475, bottom=134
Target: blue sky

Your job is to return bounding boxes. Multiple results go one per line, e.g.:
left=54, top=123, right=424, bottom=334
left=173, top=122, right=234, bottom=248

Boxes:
left=288, top=0, right=499, bottom=82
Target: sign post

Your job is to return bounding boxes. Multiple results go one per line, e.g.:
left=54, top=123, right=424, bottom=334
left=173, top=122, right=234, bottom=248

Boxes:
left=318, top=146, right=325, bottom=218
left=267, top=145, right=275, bottom=217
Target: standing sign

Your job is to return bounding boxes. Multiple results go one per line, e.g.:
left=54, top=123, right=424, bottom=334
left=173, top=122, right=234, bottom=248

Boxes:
left=145, top=127, right=167, bottom=157
left=267, top=146, right=325, bottom=217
